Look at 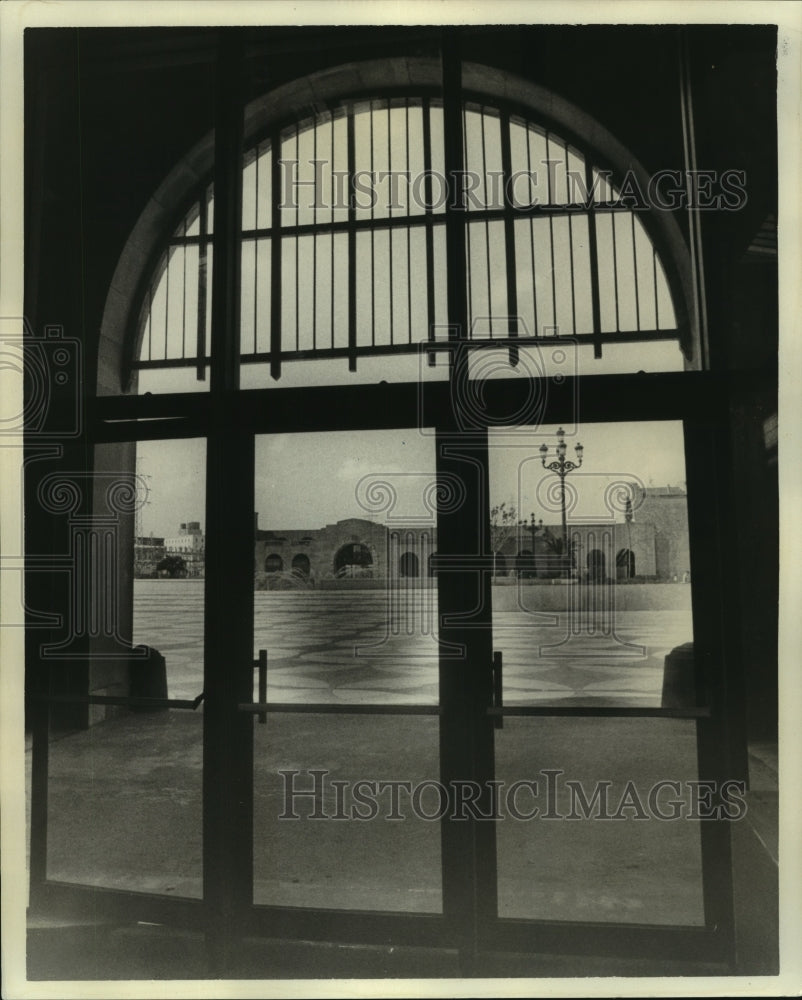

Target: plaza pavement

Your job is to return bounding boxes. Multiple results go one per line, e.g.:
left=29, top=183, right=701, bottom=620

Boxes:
left=132, top=580, right=692, bottom=707
left=33, top=579, right=704, bottom=928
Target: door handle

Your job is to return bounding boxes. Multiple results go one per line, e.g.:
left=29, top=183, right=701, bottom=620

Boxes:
left=253, top=649, right=267, bottom=724
left=492, top=650, right=503, bottom=729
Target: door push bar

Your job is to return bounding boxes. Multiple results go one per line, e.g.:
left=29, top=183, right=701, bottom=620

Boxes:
left=253, top=648, right=267, bottom=724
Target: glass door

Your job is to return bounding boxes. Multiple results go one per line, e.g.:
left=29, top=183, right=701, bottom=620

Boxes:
left=476, top=418, right=737, bottom=965
left=29, top=436, right=207, bottom=914
left=244, top=426, right=449, bottom=940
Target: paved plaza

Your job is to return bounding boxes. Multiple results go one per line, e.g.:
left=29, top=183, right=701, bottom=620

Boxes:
left=132, top=580, right=692, bottom=706
left=32, top=579, right=702, bottom=927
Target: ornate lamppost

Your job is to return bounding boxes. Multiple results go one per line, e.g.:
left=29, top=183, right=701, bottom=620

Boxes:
left=539, top=427, right=583, bottom=575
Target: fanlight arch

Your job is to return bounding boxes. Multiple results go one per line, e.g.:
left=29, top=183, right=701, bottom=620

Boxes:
left=99, top=60, right=695, bottom=396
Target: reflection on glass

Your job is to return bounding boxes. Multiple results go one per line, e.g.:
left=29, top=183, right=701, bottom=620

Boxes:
left=253, top=715, right=442, bottom=912
left=253, top=429, right=438, bottom=706
left=488, top=421, right=695, bottom=707
left=46, top=710, right=202, bottom=897
left=495, top=718, right=705, bottom=924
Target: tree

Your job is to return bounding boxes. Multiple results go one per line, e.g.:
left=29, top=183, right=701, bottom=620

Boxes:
left=490, top=501, right=520, bottom=575
left=156, top=554, right=188, bottom=578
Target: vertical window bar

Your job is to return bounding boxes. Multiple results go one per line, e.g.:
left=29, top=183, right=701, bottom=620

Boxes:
left=564, top=148, right=577, bottom=337
left=294, top=126, right=300, bottom=353
left=196, top=197, right=208, bottom=379
left=611, top=201, right=621, bottom=333
left=631, top=211, right=641, bottom=331
left=331, top=116, right=336, bottom=350
left=164, top=246, right=170, bottom=358
left=270, top=130, right=283, bottom=380
left=370, top=102, right=376, bottom=347
left=653, top=246, right=660, bottom=329
left=347, top=106, right=357, bottom=371
left=463, top=108, right=473, bottom=335
left=526, top=128, right=538, bottom=337
left=423, top=99, right=436, bottom=365
left=388, top=104, right=394, bottom=346
left=147, top=283, right=153, bottom=362
left=500, top=112, right=518, bottom=364
left=406, top=99, right=413, bottom=346
left=481, top=112, right=492, bottom=336
left=442, top=32, right=470, bottom=385
left=567, top=215, right=577, bottom=338
left=181, top=218, right=188, bottom=359
left=545, top=132, right=557, bottom=340
left=253, top=147, right=259, bottom=355
left=312, top=120, right=317, bottom=352
left=584, top=159, right=603, bottom=358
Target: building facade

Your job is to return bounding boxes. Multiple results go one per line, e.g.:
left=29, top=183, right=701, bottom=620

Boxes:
left=255, top=486, right=689, bottom=585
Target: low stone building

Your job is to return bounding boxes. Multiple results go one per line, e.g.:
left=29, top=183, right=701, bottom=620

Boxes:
left=253, top=486, right=691, bottom=586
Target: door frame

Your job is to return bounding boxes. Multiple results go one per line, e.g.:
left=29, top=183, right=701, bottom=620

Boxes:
left=28, top=368, right=745, bottom=975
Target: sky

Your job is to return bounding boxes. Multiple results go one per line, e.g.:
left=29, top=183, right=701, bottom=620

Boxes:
left=135, top=420, right=686, bottom=537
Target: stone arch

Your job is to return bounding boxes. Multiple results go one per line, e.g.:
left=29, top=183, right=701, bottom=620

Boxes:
left=587, top=549, right=606, bottom=582
left=398, top=551, right=420, bottom=578
left=334, top=542, right=373, bottom=578
left=616, top=548, right=635, bottom=580
left=265, top=553, right=283, bottom=573
left=291, top=553, right=311, bottom=578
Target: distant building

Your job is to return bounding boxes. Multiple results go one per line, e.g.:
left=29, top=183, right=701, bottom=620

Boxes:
left=253, top=487, right=690, bottom=586
left=134, top=535, right=165, bottom=578
left=162, top=521, right=205, bottom=577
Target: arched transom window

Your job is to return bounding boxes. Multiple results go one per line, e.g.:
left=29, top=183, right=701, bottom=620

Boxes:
left=133, top=96, right=685, bottom=392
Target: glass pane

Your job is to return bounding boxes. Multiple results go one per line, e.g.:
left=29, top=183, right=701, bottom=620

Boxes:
left=46, top=709, right=202, bottom=897
left=488, top=421, right=695, bottom=708
left=130, top=439, right=206, bottom=702
left=495, top=717, right=705, bottom=924
left=253, top=714, right=441, bottom=912
left=45, top=440, right=207, bottom=709
left=253, top=429, right=438, bottom=706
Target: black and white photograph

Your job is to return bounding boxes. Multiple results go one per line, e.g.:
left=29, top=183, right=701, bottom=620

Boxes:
left=1, top=1, right=800, bottom=995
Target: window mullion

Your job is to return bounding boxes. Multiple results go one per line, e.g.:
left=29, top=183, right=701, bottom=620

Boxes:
left=500, top=112, right=519, bottom=365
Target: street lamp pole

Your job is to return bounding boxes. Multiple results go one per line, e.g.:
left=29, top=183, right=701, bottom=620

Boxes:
left=540, top=427, right=583, bottom=575
left=517, top=511, right=543, bottom=578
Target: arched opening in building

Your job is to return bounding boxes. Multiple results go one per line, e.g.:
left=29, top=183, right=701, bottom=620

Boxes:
left=333, top=543, right=373, bottom=578
left=291, top=553, right=311, bottom=578
left=398, top=551, right=419, bottom=578
left=265, top=553, right=283, bottom=573
left=587, top=549, right=606, bottom=582
left=616, top=548, right=635, bottom=580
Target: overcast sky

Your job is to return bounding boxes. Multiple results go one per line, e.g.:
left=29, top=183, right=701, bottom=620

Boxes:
left=135, top=420, right=686, bottom=537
